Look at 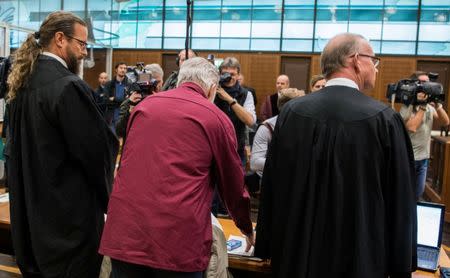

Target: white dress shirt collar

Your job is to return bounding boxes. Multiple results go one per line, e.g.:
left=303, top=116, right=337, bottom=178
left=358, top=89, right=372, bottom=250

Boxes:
left=42, top=51, right=68, bottom=69
left=325, top=77, right=359, bottom=90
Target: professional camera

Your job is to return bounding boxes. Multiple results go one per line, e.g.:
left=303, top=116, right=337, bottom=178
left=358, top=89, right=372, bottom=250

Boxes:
left=219, top=72, right=232, bottom=87
left=125, top=62, right=159, bottom=98
left=386, top=79, right=444, bottom=106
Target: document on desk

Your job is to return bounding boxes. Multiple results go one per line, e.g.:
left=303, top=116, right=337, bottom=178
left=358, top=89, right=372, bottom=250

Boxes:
left=0, top=193, right=9, bottom=203
left=227, top=235, right=255, bottom=257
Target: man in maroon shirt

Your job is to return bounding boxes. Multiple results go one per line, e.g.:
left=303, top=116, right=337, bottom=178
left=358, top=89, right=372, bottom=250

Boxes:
left=99, top=57, right=254, bottom=277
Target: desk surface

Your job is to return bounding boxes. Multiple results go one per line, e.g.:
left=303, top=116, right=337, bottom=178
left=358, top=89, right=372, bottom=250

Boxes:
left=0, top=204, right=447, bottom=277
left=218, top=218, right=450, bottom=277
left=0, top=202, right=9, bottom=229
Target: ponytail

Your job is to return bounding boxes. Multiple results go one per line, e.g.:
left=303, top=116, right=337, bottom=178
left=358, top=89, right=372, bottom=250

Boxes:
left=7, top=33, right=42, bottom=100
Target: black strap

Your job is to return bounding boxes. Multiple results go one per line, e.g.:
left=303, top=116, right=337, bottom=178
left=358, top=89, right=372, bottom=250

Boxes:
left=262, top=122, right=274, bottom=136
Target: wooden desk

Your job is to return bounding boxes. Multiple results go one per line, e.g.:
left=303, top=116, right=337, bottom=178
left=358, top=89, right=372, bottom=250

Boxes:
left=218, top=218, right=450, bottom=278
left=218, top=218, right=271, bottom=274
left=0, top=202, right=12, bottom=255
left=0, top=202, right=9, bottom=230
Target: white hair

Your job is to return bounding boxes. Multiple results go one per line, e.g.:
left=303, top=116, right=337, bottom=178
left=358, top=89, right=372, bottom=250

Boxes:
left=177, top=57, right=219, bottom=93
left=144, top=63, right=164, bottom=79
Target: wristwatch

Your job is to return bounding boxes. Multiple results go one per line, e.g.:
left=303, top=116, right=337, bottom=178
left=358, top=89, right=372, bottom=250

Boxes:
left=229, top=99, right=237, bottom=107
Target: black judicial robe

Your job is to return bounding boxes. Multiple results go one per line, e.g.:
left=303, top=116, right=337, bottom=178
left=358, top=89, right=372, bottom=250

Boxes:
left=6, top=55, right=118, bottom=277
left=255, top=86, right=417, bottom=278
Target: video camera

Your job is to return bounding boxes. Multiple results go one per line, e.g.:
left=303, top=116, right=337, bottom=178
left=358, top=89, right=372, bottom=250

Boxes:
left=219, top=72, right=232, bottom=87
left=125, top=62, right=159, bottom=98
left=386, top=73, right=444, bottom=106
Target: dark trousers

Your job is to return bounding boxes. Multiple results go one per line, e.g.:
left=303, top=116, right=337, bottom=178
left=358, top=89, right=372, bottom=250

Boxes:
left=111, top=259, right=203, bottom=278
left=415, top=159, right=428, bottom=199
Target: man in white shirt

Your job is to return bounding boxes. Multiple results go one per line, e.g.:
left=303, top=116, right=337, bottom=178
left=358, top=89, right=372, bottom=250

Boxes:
left=399, top=71, right=449, bottom=199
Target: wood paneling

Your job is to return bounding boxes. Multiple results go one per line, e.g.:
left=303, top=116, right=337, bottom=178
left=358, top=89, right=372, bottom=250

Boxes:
left=85, top=50, right=450, bottom=116
left=83, top=49, right=107, bottom=90
left=375, top=57, right=416, bottom=102
left=247, top=54, right=280, bottom=116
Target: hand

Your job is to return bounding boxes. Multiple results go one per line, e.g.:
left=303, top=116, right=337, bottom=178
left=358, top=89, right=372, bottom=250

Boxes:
left=129, top=91, right=142, bottom=104
left=430, top=102, right=443, bottom=110
left=217, top=87, right=233, bottom=103
left=245, top=231, right=256, bottom=252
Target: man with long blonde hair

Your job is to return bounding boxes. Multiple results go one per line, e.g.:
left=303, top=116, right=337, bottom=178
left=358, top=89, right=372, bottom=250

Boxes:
left=6, top=11, right=118, bottom=277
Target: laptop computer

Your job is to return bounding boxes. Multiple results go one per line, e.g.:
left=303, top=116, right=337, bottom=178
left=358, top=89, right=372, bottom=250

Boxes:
left=417, top=201, right=445, bottom=272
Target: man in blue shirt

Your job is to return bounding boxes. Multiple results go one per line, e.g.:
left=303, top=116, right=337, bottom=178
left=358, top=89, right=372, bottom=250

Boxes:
left=104, top=62, right=138, bottom=133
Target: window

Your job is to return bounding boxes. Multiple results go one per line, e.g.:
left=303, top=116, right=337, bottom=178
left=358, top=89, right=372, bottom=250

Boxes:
left=5, top=0, right=449, bottom=56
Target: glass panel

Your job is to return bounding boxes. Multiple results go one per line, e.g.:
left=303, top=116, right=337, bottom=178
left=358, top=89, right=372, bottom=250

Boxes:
left=282, top=39, right=313, bottom=52
left=315, top=23, right=347, bottom=39
left=251, top=22, right=281, bottom=38
left=191, top=1, right=220, bottom=50
left=164, top=22, right=187, bottom=37
left=0, top=28, right=4, bottom=56
left=137, top=23, right=162, bottom=48
left=10, top=30, right=30, bottom=49
left=315, top=0, right=350, bottom=50
left=369, top=40, right=382, bottom=54
left=220, top=38, right=250, bottom=50
left=419, top=0, right=450, bottom=44
left=165, top=0, right=187, bottom=43
left=417, top=42, right=450, bottom=56
left=382, top=0, right=419, bottom=54
left=193, top=0, right=221, bottom=20
left=381, top=41, right=416, bottom=54
left=38, top=0, right=62, bottom=21
left=113, top=22, right=137, bottom=48
left=348, top=23, right=381, bottom=41
left=221, top=22, right=251, bottom=38
left=88, top=0, right=114, bottom=46
left=348, top=0, right=383, bottom=42
left=250, top=39, right=279, bottom=51
left=136, top=0, right=163, bottom=49
left=164, top=37, right=185, bottom=49
left=111, top=1, right=137, bottom=48
left=1, top=0, right=19, bottom=25
left=139, top=37, right=162, bottom=49
left=17, top=0, right=40, bottom=30
left=283, top=0, right=314, bottom=42
left=63, top=0, right=85, bottom=18
left=283, top=23, right=314, bottom=39
left=192, top=38, right=220, bottom=50
left=192, top=22, right=221, bottom=37
left=382, top=23, right=417, bottom=41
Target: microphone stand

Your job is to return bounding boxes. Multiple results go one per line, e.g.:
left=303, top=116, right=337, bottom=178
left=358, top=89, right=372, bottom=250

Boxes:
left=185, top=0, right=193, bottom=61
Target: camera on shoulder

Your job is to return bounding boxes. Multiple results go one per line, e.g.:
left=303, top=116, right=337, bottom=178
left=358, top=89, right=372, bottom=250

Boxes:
left=125, top=62, right=159, bottom=101
left=386, top=72, right=444, bottom=106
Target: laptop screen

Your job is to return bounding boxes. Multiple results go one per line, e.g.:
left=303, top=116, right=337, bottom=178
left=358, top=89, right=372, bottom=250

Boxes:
left=417, top=203, right=444, bottom=248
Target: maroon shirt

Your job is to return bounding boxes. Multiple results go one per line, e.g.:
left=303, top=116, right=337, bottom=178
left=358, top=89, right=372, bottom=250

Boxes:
left=99, top=82, right=253, bottom=272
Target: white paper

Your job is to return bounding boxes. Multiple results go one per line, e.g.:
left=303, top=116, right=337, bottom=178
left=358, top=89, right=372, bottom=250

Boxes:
left=0, top=193, right=8, bottom=203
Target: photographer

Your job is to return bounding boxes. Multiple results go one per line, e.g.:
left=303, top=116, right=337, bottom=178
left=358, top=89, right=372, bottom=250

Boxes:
left=104, top=62, right=139, bottom=133
left=399, top=71, right=449, bottom=199
left=215, top=57, right=256, bottom=165
left=116, top=67, right=164, bottom=138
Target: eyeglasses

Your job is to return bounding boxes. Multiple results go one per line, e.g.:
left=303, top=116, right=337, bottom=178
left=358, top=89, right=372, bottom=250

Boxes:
left=64, top=34, right=88, bottom=50
left=350, top=53, right=380, bottom=68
